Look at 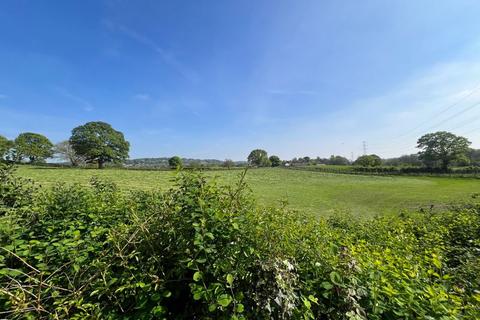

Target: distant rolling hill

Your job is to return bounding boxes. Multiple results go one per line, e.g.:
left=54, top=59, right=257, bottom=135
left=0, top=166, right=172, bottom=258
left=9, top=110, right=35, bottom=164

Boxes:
left=125, top=157, right=246, bottom=168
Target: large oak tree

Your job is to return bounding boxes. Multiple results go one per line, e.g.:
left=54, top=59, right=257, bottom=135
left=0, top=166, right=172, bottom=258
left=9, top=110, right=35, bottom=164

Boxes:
left=417, top=131, right=470, bottom=171
left=69, top=121, right=130, bottom=169
left=0, top=135, right=13, bottom=160
left=354, top=154, right=382, bottom=167
left=247, top=149, right=270, bottom=167
left=14, top=132, right=53, bottom=163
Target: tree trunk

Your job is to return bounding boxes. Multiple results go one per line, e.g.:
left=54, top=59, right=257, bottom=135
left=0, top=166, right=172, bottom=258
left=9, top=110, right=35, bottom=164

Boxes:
left=69, top=156, right=78, bottom=167
left=98, top=160, right=104, bottom=169
left=441, top=159, right=449, bottom=172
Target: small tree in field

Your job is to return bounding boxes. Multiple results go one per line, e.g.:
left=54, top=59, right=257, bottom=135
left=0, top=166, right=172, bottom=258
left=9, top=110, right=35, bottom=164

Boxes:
left=354, top=154, right=382, bottom=167
left=247, top=149, right=270, bottom=167
left=168, top=156, right=183, bottom=169
left=14, top=132, right=54, bottom=163
left=223, top=159, right=235, bottom=169
left=70, top=121, right=130, bottom=169
left=417, top=131, right=471, bottom=171
left=55, top=140, right=85, bottom=166
left=269, top=155, right=281, bottom=167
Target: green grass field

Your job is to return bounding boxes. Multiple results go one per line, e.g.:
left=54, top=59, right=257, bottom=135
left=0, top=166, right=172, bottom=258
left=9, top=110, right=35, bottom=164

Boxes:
left=16, top=166, right=480, bottom=216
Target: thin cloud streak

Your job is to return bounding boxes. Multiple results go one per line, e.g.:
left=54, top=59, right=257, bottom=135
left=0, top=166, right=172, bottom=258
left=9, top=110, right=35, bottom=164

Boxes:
left=54, top=87, right=94, bottom=112
left=133, top=93, right=151, bottom=101
left=105, top=21, right=200, bottom=83
left=267, top=89, right=318, bottom=96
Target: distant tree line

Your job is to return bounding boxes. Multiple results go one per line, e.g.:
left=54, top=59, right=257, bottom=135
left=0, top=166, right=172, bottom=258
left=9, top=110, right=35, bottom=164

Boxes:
left=287, top=155, right=351, bottom=166
left=382, top=154, right=422, bottom=166
left=257, top=132, right=478, bottom=173
left=125, top=157, right=243, bottom=169
left=1, top=127, right=477, bottom=173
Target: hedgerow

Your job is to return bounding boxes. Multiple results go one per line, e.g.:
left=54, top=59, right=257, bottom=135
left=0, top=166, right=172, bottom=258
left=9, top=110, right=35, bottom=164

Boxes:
left=289, top=165, right=480, bottom=177
left=0, top=163, right=479, bottom=319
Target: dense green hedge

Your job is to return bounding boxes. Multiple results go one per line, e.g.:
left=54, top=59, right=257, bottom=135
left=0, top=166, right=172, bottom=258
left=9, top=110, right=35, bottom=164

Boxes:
left=289, top=165, right=480, bottom=177
left=1, top=164, right=479, bottom=319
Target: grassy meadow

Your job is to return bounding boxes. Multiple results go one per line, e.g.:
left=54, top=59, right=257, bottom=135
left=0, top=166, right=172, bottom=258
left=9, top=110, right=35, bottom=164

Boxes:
left=16, top=165, right=480, bottom=216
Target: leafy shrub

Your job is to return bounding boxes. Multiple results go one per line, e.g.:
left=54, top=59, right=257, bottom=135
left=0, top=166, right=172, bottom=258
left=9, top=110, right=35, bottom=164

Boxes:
left=0, top=163, right=37, bottom=216
left=0, top=166, right=479, bottom=318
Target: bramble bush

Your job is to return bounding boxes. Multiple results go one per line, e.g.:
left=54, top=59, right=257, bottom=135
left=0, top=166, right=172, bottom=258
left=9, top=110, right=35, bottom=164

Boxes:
left=0, top=163, right=479, bottom=319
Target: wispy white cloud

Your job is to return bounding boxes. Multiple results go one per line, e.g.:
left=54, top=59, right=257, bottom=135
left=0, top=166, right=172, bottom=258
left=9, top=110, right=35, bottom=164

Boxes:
left=104, top=20, right=199, bottom=83
left=148, top=96, right=208, bottom=118
left=133, top=93, right=151, bottom=101
left=54, top=87, right=94, bottom=112
left=267, top=89, right=318, bottom=96
left=139, top=127, right=172, bottom=136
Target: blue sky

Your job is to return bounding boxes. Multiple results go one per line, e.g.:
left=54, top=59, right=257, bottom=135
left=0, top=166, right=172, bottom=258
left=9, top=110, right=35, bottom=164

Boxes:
left=1, top=1, right=480, bottom=160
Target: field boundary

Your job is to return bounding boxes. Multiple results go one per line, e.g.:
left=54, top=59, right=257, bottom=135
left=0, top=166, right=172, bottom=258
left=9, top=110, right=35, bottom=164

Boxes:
left=286, top=166, right=480, bottom=178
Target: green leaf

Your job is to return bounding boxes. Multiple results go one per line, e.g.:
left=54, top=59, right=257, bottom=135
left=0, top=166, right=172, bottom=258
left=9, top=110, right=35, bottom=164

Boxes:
left=329, top=271, right=341, bottom=285
left=236, top=303, right=244, bottom=313
left=226, top=274, right=234, bottom=286
left=308, top=294, right=318, bottom=304
left=163, top=290, right=172, bottom=298
left=321, top=281, right=333, bottom=290
left=432, top=256, right=442, bottom=269
left=193, top=271, right=202, bottom=282
left=303, top=298, right=311, bottom=309
left=151, top=305, right=164, bottom=316
left=205, top=232, right=214, bottom=240
left=208, top=303, right=217, bottom=312
left=1, top=268, right=21, bottom=277
left=217, top=294, right=232, bottom=307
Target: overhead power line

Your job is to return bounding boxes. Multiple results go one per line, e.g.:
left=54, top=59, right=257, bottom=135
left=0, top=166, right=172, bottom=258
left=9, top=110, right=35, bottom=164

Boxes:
left=461, top=126, right=480, bottom=136
left=422, top=100, right=480, bottom=132
left=393, top=83, right=480, bottom=139
left=448, top=114, right=480, bottom=132
left=369, top=83, right=480, bottom=148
